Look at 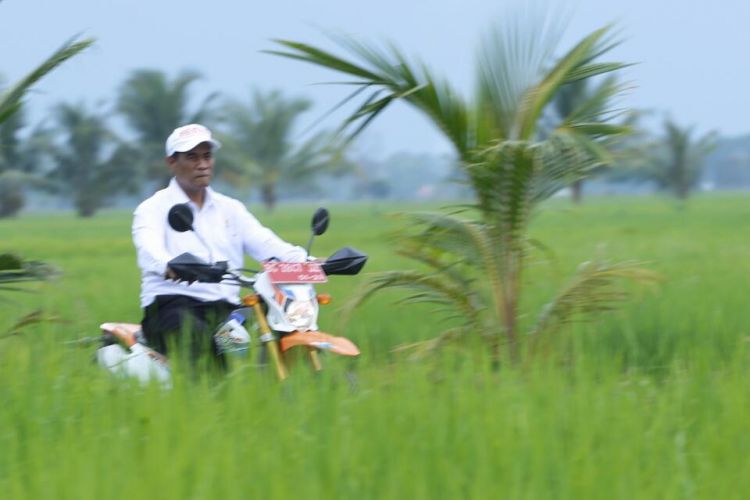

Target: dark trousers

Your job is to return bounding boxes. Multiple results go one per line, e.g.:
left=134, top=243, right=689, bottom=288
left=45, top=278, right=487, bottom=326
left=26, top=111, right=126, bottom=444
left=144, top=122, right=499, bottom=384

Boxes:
left=141, top=295, right=235, bottom=368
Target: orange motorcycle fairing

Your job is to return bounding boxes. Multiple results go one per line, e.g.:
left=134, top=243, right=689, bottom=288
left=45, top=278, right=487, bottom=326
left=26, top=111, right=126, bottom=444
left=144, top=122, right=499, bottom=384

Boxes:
left=100, top=322, right=141, bottom=347
left=100, top=322, right=169, bottom=364
left=279, top=331, right=360, bottom=357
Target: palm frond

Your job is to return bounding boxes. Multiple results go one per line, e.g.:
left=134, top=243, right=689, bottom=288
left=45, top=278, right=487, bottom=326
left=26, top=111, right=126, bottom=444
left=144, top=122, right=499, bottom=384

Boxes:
left=1, top=310, right=65, bottom=339
left=396, top=243, right=474, bottom=291
left=557, top=76, right=631, bottom=128
left=391, top=326, right=473, bottom=359
left=266, top=40, right=385, bottom=81
left=518, top=26, right=625, bottom=140
left=475, top=9, right=568, bottom=141
left=565, top=122, right=630, bottom=136
left=0, top=36, right=94, bottom=124
left=0, top=253, right=58, bottom=284
left=398, top=211, right=508, bottom=321
left=530, top=132, right=611, bottom=202
left=530, top=259, right=661, bottom=337
left=342, top=268, right=484, bottom=331
left=564, top=62, right=631, bottom=83
left=269, top=37, right=470, bottom=155
left=398, top=211, right=492, bottom=264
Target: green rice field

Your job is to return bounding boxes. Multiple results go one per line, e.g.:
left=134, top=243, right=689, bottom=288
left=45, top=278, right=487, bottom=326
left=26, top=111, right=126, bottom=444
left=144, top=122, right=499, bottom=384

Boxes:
left=1, top=194, right=750, bottom=499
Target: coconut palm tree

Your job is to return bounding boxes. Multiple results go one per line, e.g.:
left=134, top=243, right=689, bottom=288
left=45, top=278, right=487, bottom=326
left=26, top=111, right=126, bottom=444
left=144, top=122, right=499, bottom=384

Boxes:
left=649, top=119, right=716, bottom=200
left=48, top=102, right=137, bottom=217
left=0, top=36, right=93, bottom=217
left=218, top=89, right=350, bottom=210
left=0, top=104, right=32, bottom=217
left=0, top=103, right=54, bottom=217
left=117, top=69, right=218, bottom=188
left=0, top=29, right=92, bottom=331
left=270, top=14, right=658, bottom=364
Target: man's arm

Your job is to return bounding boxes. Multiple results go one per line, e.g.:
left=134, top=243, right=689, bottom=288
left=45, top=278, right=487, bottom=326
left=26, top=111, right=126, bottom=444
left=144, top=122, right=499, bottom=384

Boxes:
left=235, top=204, right=307, bottom=263
left=133, top=204, right=172, bottom=277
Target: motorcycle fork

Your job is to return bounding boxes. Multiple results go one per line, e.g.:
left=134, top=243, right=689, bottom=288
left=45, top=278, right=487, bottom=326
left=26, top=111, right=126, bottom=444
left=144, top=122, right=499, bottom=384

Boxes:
left=250, top=302, right=288, bottom=381
left=308, top=347, right=322, bottom=372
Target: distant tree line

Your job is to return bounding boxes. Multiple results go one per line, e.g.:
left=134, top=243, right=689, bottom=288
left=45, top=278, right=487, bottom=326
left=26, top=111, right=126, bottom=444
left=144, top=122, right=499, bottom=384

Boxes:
left=546, top=82, right=719, bottom=203
left=0, top=55, right=736, bottom=218
left=0, top=68, right=361, bottom=217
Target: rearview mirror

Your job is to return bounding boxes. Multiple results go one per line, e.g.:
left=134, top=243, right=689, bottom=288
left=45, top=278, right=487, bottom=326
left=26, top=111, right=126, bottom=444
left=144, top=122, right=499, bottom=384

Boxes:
left=311, top=207, right=330, bottom=236
left=167, top=203, right=194, bottom=233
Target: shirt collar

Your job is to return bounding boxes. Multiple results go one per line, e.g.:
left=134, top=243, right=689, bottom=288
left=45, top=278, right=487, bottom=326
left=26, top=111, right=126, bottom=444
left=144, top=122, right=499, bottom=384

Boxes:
left=167, top=177, right=216, bottom=209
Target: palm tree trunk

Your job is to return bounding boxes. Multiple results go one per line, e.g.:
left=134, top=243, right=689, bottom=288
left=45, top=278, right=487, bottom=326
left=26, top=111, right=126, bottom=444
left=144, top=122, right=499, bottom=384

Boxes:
left=0, top=192, right=23, bottom=218
left=261, top=183, right=277, bottom=212
left=77, top=202, right=96, bottom=218
left=492, top=246, right=523, bottom=369
left=502, top=273, right=520, bottom=364
left=571, top=179, right=583, bottom=204
left=676, top=179, right=689, bottom=200
left=76, top=192, right=99, bottom=218
left=505, top=242, right=526, bottom=362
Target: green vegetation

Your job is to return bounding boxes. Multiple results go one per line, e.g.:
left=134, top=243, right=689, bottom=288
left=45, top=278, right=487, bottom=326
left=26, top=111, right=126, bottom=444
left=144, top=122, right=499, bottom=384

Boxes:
left=0, top=252, right=58, bottom=338
left=219, top=89, right=348, bottom=211
left=271, top=18, right=648, bottom=364
left=3, top=67, right=353, bottom=217
left=47, top=102, right=138, bottom=217
left=0, top=35, right=93, bottom=216
left=1, top=196, right=748, bottom=498
left=117, top=68, right=218, bottom=187
left=646, top=119, right=717, bottom=200
left=549, top=76, right=629, bottom=203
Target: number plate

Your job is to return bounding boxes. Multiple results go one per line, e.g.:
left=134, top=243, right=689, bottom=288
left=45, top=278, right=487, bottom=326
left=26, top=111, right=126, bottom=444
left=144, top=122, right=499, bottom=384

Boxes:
left=263, top=261, right=327, bottom=284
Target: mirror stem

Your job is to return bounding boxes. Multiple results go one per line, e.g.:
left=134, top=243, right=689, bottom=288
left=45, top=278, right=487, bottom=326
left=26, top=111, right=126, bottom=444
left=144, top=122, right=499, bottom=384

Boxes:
left=194, top=231, right=214, bottom=263
left=305, top=233, right=315, bottom=256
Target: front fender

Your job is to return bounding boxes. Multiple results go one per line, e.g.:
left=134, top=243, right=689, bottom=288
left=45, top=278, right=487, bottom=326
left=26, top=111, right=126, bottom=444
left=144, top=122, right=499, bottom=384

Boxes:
left=279, top=331, right=360, bottom=357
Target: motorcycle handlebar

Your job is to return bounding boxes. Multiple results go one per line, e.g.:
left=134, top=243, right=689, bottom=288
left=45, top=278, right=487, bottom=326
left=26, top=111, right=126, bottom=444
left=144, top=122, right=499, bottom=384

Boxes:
left=166, top=245, right=367, bottom=286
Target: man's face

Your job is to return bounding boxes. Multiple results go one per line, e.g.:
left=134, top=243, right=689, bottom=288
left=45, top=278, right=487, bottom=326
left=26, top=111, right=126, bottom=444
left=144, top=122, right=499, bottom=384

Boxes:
left=167, top=142, right=214, bottom=193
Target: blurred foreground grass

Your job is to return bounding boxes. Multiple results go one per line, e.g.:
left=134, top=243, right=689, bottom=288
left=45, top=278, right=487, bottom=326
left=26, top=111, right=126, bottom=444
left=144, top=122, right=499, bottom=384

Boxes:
left=1, top=194, right=749, bottom=498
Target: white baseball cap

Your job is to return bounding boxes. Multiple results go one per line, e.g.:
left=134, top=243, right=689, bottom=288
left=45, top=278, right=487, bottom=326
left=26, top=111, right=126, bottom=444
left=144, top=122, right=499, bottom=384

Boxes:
left=165, top=124, right=221, bottom=156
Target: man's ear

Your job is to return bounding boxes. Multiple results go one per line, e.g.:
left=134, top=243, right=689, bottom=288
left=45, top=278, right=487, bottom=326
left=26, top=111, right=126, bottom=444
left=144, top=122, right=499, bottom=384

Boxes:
left=165, top=155, right=176, bottom=173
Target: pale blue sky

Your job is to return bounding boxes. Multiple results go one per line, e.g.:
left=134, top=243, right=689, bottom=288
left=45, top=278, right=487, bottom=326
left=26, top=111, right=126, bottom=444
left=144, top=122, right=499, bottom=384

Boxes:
left=1, top=0, right=746, bottom=157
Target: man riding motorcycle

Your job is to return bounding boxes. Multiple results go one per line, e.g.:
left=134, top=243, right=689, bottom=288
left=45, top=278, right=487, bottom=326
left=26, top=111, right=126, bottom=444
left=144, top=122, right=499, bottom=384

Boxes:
left=132, top=124, right=307, bottom=367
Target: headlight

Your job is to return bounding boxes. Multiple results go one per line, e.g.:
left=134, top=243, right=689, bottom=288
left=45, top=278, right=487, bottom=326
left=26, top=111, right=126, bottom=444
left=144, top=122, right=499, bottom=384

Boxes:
left=285, top=300, right=316, bottom=331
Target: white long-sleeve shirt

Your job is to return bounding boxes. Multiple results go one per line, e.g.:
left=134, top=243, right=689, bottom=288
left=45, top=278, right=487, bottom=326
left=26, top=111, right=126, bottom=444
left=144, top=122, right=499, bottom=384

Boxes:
left=133, top=178, right=307, bottom=307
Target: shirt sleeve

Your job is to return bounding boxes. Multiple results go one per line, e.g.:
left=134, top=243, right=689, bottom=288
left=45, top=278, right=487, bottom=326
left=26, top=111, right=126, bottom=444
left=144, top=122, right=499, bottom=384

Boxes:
left=235, top=203, right=308, bottom=263
left=132, top=202, right=171, bottom=276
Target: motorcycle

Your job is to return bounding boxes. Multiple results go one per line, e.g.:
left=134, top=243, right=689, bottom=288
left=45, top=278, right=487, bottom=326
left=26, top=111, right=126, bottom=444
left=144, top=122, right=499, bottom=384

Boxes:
left=96, top=205, right=367, bottom=384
